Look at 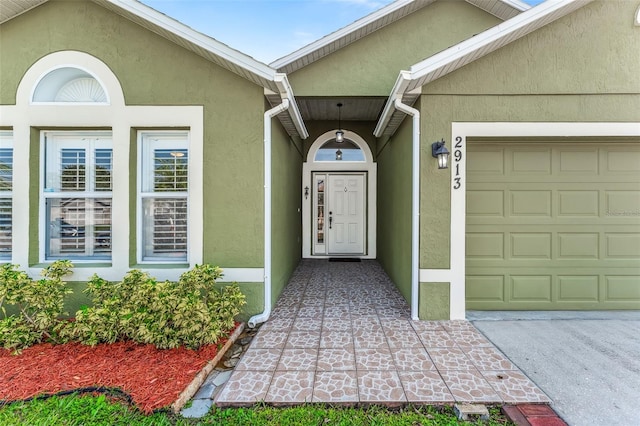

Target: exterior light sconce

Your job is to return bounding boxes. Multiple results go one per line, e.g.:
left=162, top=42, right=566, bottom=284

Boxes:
left=335, top=103, right=344, bottom=143
left=304, top=186, right=309, bottom=199
left=335, top=149, right=343, bottom=161
left=431, top=139, right=450, bottom=169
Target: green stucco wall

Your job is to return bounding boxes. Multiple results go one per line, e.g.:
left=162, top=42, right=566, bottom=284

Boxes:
left=419, top=282, right=450, bottom=320
left=0, top=0, right=267, bottom=269
left=0, top=0, right=273, bottom=317
left=270, top=109, right=304, bottom=306
left=376, top=103, right=414, bottom=304
left=288, top=0, right=500, bottom=96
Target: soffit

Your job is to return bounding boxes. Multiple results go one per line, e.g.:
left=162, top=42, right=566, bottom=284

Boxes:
left=270, top=0, right=529, bottom=74
left=297, top=98, right=388, bottom=122
left=0, top=0, right=47, bottom=23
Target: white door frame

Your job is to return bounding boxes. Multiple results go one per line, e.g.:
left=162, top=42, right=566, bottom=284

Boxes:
left=303, top=130, right=377, bottom=258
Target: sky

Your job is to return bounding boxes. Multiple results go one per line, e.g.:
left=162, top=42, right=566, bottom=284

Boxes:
left=140, top=0, right=545, bottom=64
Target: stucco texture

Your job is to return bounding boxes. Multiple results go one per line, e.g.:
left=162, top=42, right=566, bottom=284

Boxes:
left=288, top=0, right=500, bottom=97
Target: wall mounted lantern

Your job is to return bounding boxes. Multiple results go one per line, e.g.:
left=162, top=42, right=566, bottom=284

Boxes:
left=335, top=149, right=343, bottom=161
left=431, top=139, right=450, bottom=169
left=335, top=103, right=344, bottom=143
left=304, top=186, right=309, bottom=199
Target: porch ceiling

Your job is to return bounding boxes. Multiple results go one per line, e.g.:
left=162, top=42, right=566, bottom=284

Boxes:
left=296, top=97, right=388, bottom=122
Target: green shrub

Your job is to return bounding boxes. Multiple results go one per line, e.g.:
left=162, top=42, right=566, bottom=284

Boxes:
left=66, top=265, right=246, bottom=349
left=0, top=261, right=73, bottom=352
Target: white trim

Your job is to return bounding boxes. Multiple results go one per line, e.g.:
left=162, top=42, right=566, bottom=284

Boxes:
left=303, top=130, right=377, bottom=259
left=20, top=266, right=264, bottom=283
left=1, top=51, right=204, bottom=280
left=427, top=121, right=640, bottom=320
left=635, top=5, right=640, bottom=26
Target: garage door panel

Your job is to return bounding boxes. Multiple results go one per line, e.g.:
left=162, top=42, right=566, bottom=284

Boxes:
left=467, top=141, right=640, bottom=310
left=558, top=148, right=599, bottom=174
left=511, top=276, right=552, bottom=301
left=558, top=276, right=599, bottom=301
left=511, top=233, right=552, bottom=259
left=466, top=276, right=505, bottom=301
left=605, top=149, right=640, bottom=173
left=466, top=232, right=504, bottom=259
left=511, top=191, right=552, bottom=216
left=510, top=148, right=551, bottom=174
left=467, top=190, right=504, bottom=216
left=605, top=276, right=640, bottom=301
left=467, top=149, right=505, bottom=174
left=606, top=190, right=640, bottom=216
left=605, top=233, right=640, bottom=259
left=558, top=233, right=599, bottom=259
left=558, top=191, right=599, bottom=216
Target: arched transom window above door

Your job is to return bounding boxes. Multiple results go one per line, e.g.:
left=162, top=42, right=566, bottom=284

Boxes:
left=307, top=130, right=374, bottom=164
left=314, top=139, right=365, bottom=162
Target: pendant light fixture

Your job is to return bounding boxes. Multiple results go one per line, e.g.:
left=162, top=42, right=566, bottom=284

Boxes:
left=335, top=102, right=344, bottom=143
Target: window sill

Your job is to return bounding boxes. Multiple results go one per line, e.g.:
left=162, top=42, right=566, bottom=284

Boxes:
left=131, top=263, right=190, bottom=269
left=32, top=262, right=112, bottom=268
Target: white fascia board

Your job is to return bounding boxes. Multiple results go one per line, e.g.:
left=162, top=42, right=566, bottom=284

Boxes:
left=270, top=0, right=419, bottom=69
left=108, top=0, right=277, bottom=83
left=273, top=74, right=309, bottom=139
left=373, top=71, right=412, bottom=137
left=408, top=0, right=593, bottom=88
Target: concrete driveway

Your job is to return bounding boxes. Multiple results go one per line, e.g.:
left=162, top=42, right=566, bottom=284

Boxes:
left=469, top=311, right=640, bottom=426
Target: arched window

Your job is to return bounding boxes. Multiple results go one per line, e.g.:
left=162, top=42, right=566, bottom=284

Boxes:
left=32, top=67, right=108, bottom=103
left=314, top=139, right=365, bottom=162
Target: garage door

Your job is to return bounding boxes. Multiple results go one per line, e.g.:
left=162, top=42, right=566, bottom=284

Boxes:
left=466, top=140, right=640, bottom=310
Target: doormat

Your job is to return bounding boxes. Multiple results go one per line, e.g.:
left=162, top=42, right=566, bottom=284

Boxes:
left=329, top=258, right=361, bottom=262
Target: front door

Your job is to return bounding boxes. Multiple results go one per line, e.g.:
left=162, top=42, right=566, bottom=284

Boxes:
left=313, top=172, right=366, bottom=255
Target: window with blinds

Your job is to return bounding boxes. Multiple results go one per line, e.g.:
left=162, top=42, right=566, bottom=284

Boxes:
left=140, top=132, right=189, bottom=262
left=44, top=132, right=112, bottom=260
left=0, top=140, right=12, bottom=260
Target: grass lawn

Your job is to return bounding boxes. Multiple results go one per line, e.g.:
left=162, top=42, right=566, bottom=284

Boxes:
left=0, top=393, right=514, bottom=425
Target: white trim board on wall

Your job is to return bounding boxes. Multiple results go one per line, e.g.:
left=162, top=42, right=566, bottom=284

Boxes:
left=421, top=122, right=640, bottom=320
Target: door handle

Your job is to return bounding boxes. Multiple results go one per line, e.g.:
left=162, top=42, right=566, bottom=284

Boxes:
left=329, top=211, right=333, bottom=229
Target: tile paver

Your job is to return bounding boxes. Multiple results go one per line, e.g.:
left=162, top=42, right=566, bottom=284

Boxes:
left=215, top=259, right=550, bottom=407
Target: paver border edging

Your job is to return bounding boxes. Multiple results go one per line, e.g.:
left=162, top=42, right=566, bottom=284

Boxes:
left=171, top=322, right=246, bottom=413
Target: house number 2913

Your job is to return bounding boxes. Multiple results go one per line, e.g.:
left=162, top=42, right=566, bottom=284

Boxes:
left=453, top=136, right=462, bottom=190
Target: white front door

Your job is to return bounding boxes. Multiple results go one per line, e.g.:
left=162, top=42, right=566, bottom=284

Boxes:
left=313, top=173, right=365, bottom=255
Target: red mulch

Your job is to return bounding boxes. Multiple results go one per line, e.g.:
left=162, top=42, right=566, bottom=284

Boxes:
left=0, top=324, right=239, bottom=413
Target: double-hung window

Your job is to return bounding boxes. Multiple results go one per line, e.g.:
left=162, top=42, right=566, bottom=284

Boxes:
left=139, top=131, right=189, bottom=263
left=0, top=131, right=13, bottom=261
left=43, top=132, right=112, bottom=260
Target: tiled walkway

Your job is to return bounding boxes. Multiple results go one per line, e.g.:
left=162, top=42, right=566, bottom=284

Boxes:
left=215, top=260, right=549, bottom=406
